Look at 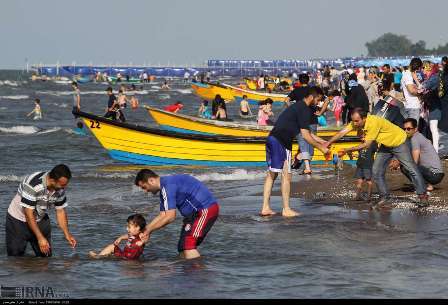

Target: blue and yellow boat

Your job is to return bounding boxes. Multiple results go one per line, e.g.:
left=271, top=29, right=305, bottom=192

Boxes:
left=191, top=81, right=235, bottom=102
left=74, top=110, right=359, bottom=167
left=223, top=83, right=287, bottom=105
left=145, top=106, right=357, bottom=137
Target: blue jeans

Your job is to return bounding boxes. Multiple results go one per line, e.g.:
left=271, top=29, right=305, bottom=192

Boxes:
left=296, top=124, right=318, bottom=160
left=403, top=108, right=420, bottom=122
left=372, top=142, right=427, bottom=197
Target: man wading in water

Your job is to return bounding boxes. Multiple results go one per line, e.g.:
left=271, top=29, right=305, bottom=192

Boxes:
left=5, top=164, right=77, bottom=256
left=261, top=86, right=329, bottom=217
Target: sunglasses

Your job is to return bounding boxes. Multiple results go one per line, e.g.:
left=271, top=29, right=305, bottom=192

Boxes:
left=403, top=127, right=415, bottom=131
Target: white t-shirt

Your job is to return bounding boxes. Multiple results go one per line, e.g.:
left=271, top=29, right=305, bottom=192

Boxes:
left=401, top=71, right=421, bottom=109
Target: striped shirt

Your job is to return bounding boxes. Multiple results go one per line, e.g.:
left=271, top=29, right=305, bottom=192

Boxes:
left=7, top=172, right=67, bottom=222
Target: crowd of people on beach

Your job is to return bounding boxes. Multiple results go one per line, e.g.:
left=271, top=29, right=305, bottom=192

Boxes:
left=261, top=56, right=448, bottom=216
left=8, top=55, right=448, bottom=262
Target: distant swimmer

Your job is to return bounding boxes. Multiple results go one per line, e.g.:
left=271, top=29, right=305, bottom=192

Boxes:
left=161, top=80, right=171, bottom=90
left=239, top=95, right=253, bottom=118
left=135, top=169, right=219, bottom=259
left=72, top=81, right=80, bottom=113
left=130, top=96, right=139, bottom=110
left=5, top=164, right=77, bottom=257
left=257, top=99, right=274, bottom=126
left=104, top=87, right=125, bottom=122
left=27, top=98, right=42, bottom=120
left=89, top=214, right=146, bottom=260
left=164, top=101, right=183, bottom=113
left=198, top=100, right=212, bottom=119
left=73, top=121, right=87, bottom=136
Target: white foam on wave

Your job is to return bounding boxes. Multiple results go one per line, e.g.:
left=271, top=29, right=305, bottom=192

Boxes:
left=159, top=94, right=170, bottom=100
left=0, top=175, right=25, bottom=183
left=81, top=172, right=134, bottom=179
left=194, top=169, right=266, bottom=182
left=37, top=90, right=150, bottom=96
left=0, top=95, right=29, bottom=100
left=175, top=89, right=192, bottom=94
left=0, top=125, right=40, bottom=134
left=37, top=127, right=62, bottom=135
left=0, top=80, right=19, bottom=87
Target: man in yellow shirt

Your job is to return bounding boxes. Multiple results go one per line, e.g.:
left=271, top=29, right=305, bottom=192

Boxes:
left=325, top=108, right=428, bottom=207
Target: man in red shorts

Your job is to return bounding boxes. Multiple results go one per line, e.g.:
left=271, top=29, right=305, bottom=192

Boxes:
left=135, top=169, right=219, bottom=259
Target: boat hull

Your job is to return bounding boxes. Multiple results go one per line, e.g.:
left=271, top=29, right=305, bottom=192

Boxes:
left=191, top=82, right=235, bottom=101
left=145, top=106, right=357, bottom=138
left=76, top=111, right=359, bottom=167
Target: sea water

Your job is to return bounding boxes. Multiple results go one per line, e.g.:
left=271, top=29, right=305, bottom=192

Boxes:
left=1, top=70, right=448, bottom=298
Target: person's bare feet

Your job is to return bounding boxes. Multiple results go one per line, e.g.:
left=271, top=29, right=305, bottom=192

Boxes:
left=427, top=184, right=434, bottom=191
left=282, top=208, right=301, bottom=217
left=260, top=209, right=277, bottom=217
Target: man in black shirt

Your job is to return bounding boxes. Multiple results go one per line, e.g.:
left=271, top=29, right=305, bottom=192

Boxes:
left=261, top=86, right=329, bottom=217
left=380, top=64, right=394, bottom=94
left=284, top=73, right=309, bottom=107
left=104, top=87, right=119, bottom=120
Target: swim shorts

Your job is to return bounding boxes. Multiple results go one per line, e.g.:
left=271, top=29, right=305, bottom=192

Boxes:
left=266, top=136, right=291, bottom=173
left=178, top=203, right=219, bottom=252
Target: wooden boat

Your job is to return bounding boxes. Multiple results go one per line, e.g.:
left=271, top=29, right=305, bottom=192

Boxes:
left=191, top=81, right=235, bottom=102
left=144, top=105, right=358, bottom=137
left=223, top=83, right=287, bottom=105
left=74, top=110, right=359, bottom=167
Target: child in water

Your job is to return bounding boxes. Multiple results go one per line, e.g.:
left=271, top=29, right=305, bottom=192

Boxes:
left=27, top=98, right=42, bottom=120
left=198, top=100, right=212, bottom=119
left=340, top=130, right=377, bottom=201
left=89, top=214, right=146, bottom=260
left=257, top=99, right=274, bottom=126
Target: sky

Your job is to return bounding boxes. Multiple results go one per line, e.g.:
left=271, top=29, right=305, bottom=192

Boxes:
left=1, top=0, right=447, bottom=69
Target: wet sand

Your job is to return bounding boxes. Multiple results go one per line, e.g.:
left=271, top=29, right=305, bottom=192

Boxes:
left=271, top=160, right=448, bottom=213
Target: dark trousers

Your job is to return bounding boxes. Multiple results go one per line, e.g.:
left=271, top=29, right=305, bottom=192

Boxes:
left=342, top=104, right=350, bottom=124
left=401, top=165, right=445, bottom=186
left=5, top=213, right=52, bottom=257
left=104, top=110, right=126, bottom=122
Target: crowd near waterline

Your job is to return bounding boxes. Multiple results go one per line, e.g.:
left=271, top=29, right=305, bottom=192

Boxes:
left=5, top=55, right=448, bottom=264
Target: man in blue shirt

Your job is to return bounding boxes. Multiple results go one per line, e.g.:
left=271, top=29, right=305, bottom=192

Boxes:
left=135, top=169, right=219, bottom=259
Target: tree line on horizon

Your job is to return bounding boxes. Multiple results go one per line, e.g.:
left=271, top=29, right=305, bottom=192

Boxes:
left=365, top=33, right=448, bottom=57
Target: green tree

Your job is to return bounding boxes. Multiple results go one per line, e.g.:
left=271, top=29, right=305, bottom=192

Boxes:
left=409, top=40, right=428, bottom=56
left=365, top=33, right=413, bottom=57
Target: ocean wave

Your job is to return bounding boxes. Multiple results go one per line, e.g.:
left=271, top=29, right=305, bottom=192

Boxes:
left=36, top=90, right=150, bottom=97
left=0, top=95, right=29, bottom=100
left=0, top=80, right=19, bottom=87
left=0, top=126, right=67, bottom=135
left=194, top=169, right=266, bottom=182
left=37, top=127, right=62, bottom=135
left=158, top=94, right=170, bottom=100
left=0, top=175, right=25, bottom=183
left=80, top=172, right=135, bottom=179
left=0, top=125, right=40, bottom=134
left=175, top=89, right=192, bottom=94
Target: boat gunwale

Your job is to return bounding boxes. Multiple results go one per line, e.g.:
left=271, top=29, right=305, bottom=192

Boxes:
left=73, top=110, right=360, bottom=144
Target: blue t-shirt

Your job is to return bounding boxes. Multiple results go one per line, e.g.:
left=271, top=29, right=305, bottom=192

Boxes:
left=394, top=72, right=402, bottom=84
left=159, top=175, right=217, bottom=217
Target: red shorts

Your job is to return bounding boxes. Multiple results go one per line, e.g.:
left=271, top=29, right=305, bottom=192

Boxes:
left=178, top=203, right=219, bottom=252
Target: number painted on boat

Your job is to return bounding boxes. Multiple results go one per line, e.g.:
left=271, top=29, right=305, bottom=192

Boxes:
left=90, top=120, right=101, bottom=129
